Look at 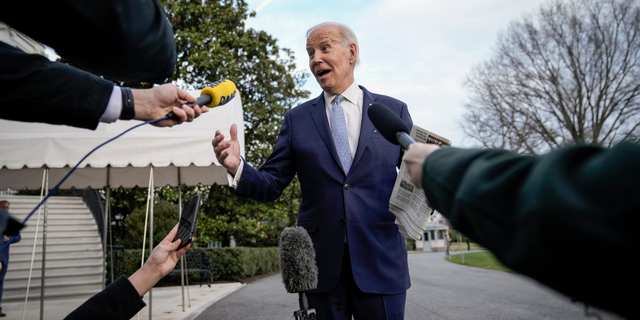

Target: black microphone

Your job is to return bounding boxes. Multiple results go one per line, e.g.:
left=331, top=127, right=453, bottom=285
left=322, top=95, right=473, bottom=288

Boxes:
left=279, top=226, right=318, bottom=320
left=368, top=103, right=415, bottom=148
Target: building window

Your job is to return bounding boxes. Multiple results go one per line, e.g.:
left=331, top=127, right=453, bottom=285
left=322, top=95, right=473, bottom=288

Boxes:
left=424, top=233, right=429, bottom=241
left=430, top=230, right=435, bottom=240
left=438, top=230, right=444, bottom=240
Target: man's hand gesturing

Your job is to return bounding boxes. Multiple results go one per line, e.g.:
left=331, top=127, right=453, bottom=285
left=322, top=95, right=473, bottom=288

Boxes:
left=212, top=123, right=242, bottom=175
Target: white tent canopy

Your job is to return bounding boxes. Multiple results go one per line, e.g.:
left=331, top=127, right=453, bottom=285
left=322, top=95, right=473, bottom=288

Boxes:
left=0, top=90, right=244, bottom=189
left=0, top=90, right=244, bottom=319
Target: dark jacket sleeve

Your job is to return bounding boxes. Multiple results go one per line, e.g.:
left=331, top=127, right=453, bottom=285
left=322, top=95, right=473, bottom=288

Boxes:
left=0, top=42, right=113, bottom=129
left=421, top=143, right=640, bottom=319
left=1, top=0, right=176, bottom=82
left=64, top=275, right=146, bottom=320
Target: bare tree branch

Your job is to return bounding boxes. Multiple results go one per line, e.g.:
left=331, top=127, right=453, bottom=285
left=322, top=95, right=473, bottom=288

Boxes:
left=462, top=0, right=640, bottom=154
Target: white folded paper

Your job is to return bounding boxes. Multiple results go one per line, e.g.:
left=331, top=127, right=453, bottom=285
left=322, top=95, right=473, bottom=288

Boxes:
left=389, top=125, right=451, bottom=240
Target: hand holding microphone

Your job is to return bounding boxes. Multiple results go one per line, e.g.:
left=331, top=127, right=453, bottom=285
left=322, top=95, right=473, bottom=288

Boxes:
left=130, top=79, right=238, bottom=127
left=131, top=83, right=207, bottom=127
left=403, top=143, right=440, bottom=189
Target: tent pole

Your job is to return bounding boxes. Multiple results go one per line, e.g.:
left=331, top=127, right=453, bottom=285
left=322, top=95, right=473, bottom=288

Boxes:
left=21, top=169, right=47, bottom=320
left=178, top=167, right=185, bottom=312
left=149, top=166, right=154, bottom=320
left=136, top=167, right=154, bottom=320
left=183, top=175, right=191, bottom=308
left=108, top=166, right=114, bottom=283
left=104, top=166, right=111, bottom=289
left=107, top=186, right=113, bottom=283
left=39, top=168, right=49, bottom=320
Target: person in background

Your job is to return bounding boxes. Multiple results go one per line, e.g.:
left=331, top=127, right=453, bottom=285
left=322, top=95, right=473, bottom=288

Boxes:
left=0, top=200, right=21, bottom=318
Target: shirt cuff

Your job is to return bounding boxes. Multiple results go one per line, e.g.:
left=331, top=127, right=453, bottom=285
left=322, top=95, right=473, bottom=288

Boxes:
left=100, top=86, right=122, bottom=123
left=227, top=158, right=245, bottom=189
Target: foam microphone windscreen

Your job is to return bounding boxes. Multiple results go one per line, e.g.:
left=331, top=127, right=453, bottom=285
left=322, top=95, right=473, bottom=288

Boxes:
left=279, top=226, right=318, bottom=293
left=368, top=103, right=410, bottom=145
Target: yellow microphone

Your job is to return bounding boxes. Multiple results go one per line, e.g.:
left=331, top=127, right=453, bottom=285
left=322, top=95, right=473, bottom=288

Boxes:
left=167, top=79, right=237, bottom=119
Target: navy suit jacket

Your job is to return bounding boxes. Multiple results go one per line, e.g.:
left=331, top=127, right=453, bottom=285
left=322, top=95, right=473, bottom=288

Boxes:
left=234, top=86, right=412, bottom=294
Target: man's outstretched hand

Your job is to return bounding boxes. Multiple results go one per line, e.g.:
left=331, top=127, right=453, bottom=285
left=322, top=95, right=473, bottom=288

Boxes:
left=212, top=123, right=242, bottom=175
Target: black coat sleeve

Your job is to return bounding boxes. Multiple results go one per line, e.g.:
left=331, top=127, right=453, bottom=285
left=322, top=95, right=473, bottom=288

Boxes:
left=64, top=275, right=146, bottom=320
left=1, top=0, right=176, bottom=82
left=0, top=0, right=177, bottom=129
left=0, top=42, right=113, bottom=129
left=421, top=143, right=640, bottom=319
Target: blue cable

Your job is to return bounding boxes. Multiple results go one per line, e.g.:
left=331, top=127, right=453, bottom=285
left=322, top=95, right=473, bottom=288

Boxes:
left=1, top=116, right=169, bottom=252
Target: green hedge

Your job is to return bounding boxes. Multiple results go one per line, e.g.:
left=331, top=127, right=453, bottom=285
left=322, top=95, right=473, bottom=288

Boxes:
left=119, top=247, right=279, bottom=284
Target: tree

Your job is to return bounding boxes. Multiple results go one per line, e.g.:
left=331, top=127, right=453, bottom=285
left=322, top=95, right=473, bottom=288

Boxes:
left=162, top=0, right=310, bottom=165
left=101, top=0, right=309, bottom=247
left=160, top=0, right=309, bottom=245
left=122, top=200, right=179, bottom=249
left=462, top=0, right=640, bottom=154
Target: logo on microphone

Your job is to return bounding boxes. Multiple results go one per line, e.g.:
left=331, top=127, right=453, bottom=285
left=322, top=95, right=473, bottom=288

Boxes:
left=219, top=90, right=237, bottom=105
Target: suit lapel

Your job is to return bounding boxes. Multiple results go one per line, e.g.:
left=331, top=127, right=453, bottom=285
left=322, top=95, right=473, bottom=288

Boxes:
left=352, top=86, right=377, bottom=170
left=309, top=93, right=343, bottom=171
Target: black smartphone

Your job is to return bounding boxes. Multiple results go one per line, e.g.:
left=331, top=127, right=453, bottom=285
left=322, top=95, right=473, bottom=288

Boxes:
left=173, top=194, right=200, bottom=250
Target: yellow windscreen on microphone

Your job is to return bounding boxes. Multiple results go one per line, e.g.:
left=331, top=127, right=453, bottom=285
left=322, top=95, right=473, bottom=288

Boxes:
left=200, top=79, right=237, bottom=108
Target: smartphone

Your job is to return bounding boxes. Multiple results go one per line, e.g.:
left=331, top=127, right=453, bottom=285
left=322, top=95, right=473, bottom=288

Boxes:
left=173, top=194, right=200, bottom=250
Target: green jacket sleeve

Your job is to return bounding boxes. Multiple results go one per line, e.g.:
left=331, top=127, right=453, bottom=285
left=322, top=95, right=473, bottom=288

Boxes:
left=421, top=143, right=640, bottom=319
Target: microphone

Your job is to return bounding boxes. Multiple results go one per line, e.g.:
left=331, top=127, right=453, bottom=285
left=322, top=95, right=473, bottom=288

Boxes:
left=279, top=226, right=318, bottom=320
left=368, top=103, right=415, bottom=149
left=167, top=79, right=237, bottom=119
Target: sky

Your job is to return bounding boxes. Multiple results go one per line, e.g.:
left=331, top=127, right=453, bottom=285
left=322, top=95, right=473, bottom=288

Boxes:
left=242, top=0, right=550, bottom=146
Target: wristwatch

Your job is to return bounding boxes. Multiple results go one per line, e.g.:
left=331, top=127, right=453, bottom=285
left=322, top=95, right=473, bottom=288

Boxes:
left=119, top=87, right=135, bottom=120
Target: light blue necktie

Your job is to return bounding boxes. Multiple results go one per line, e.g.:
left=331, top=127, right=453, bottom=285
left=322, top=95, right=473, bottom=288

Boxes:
left=331, top=95, right=352, bottom=174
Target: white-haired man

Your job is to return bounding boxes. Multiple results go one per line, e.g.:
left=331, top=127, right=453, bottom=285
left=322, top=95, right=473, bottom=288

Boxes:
left=213, top=22, right=412, bottom=319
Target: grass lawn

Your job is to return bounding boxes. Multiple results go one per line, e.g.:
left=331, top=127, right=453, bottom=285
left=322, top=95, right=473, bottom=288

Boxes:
left=448, top=242, right=485, bottom=252
left=446, top=251, right=516, bottom=273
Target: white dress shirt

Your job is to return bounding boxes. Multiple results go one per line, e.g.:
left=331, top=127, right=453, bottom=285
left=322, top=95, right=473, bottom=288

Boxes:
left=99, top=86, right=123, bottom=123
left=228, top=81, right=363, bottom=188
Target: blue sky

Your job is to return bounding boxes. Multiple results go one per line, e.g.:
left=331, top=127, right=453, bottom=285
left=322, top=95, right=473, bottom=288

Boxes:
left=242, top=0, right=550, bottom=146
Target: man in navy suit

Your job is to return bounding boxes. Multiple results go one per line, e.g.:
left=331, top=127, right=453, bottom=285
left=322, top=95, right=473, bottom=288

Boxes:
left=0, top=200, right=21, bottom=317
left=213, top=22, right=412, bottom=319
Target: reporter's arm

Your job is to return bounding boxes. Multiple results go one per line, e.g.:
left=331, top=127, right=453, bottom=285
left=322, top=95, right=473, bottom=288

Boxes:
left=1, top=0, right=176, bottom=82
left=63, top=275, right=145, bottom=320
left=128, top=224, right=191, bottom=295
left=64, top=224, right=190, bottom=320
left=417, top=143, right=640, bottom=319
left=0, top=42, right=112, bottom=130
left=0, top=44, right=207, bottom=129
left=130, top=84, right=209, bottom=127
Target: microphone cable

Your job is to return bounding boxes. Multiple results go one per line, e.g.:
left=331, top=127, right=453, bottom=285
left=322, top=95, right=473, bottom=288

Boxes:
left=0, top=116, right=169, bottom=253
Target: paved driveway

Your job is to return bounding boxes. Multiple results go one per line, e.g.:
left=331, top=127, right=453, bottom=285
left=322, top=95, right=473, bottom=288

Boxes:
left=195, top=252, right=623, bottom=320
left=405, top=252, right=621, bottom=319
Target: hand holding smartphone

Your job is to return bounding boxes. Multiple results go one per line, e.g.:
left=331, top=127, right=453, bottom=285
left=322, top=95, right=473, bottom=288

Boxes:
left=173, top=194, right=200, bottom=250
